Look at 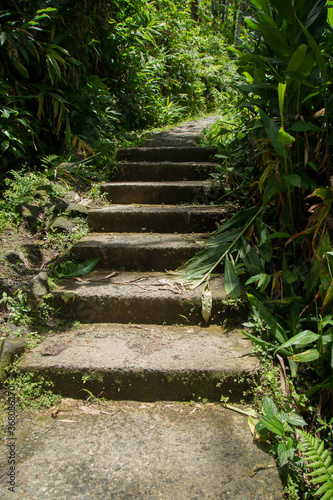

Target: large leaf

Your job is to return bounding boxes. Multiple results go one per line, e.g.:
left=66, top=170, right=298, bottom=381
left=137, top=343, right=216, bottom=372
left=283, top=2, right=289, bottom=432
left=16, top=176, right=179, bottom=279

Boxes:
left=259, top=415, right=285, bottom=436
left=262, top=396, right=278, bottom=418
left=259, top=110, right=284, bottom=157
left=275, top=330, right=319, bottom=354
left=224, top=255, right=241, bottom=299
left=54, top=258, right=100, bottom=278
left=290, top=349, right=320, bottom=363
left=247, top=294, right=288, bottom=343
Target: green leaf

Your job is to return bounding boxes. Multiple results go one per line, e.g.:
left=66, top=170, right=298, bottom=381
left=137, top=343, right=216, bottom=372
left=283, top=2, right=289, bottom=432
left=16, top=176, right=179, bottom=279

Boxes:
left=286, top=44, right=307, bottom=72
left=285, top=413, right=307, bottom=427
left=247, top=294, right=288, bottom=343
left=278, top=83, right=287, bottom=122
left=290, top=121, right=322, bottom=132
left=260, top=415, right=285, bottom=436
left=290, top=349, right=320, bottom=363
left=262, top=397, right=278, bottom=418
left=259, top=110, right=284, bottom=157
left=283, top=174, right=302, bottom=188
left=278, top=127, right=295, bottom=146
left=276, top=330, right=319, bottom=352
left=54, top=258, right=100, bottom=278
left=224, top=255, right=241, bottom=299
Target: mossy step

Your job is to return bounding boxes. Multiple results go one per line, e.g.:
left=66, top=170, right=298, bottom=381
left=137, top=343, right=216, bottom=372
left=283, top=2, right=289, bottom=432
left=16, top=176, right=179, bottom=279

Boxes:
left=69, top=232, right=208, bottom=271
left=49, top=271, right=246, bottom=325
left=88, top=205, right=227, bottom=233
left=117, top=146, right=218, bottom=162
left=100, top=181, right=222, bottom=205
left=112, top=161, right=218, bottom=182
left=18, top=323, right=256, bottom=401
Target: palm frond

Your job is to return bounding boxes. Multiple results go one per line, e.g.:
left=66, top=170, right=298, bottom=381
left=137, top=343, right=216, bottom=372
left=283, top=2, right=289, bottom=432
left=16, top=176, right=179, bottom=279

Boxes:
left=174, top=206, right=263, bottom=288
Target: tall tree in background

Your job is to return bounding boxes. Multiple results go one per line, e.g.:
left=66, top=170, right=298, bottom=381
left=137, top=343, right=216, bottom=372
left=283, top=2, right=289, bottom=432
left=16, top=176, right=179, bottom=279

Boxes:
left=191, top=0, right=199, bottom=20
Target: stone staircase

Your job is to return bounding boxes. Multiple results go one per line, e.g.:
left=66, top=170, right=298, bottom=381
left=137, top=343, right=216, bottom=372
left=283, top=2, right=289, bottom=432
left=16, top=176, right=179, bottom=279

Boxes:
left=14, top=118, right=283, bottom=499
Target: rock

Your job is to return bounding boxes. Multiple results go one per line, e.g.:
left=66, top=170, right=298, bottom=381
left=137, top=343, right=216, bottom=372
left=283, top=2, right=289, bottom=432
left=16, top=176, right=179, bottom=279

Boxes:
left=17, top=203, right=44, bottom=224
left=49, top=216, right=74, bottom=233
left=0, top=335, right=28, bottom=380
left=53, top=200, right=88, bottom=217
left=27, top=272, right=50, bottom=307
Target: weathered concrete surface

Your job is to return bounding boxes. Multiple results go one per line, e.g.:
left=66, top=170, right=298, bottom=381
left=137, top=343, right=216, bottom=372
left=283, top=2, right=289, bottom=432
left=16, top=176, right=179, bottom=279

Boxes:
left=50, top=271, right=245, bottom=325
left=113, top=161, right=218, bottom=182
left=88, top=205, right=228, bottom=233
left=141, top=116, right=220, bottom=147
left=18, top=323, right=257, bottom=400
left=69, top=232, right=207, bottom=270
left=0, top=401, right=283, bottom=499
left=100, top=181, right=222, bottom=205
left=117, top=146, right=218, bottom=163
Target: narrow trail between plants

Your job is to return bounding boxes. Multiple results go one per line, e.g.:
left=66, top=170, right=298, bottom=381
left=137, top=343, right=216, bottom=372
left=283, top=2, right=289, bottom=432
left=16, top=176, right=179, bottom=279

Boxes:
left=1, top=117, right=283, bottom=499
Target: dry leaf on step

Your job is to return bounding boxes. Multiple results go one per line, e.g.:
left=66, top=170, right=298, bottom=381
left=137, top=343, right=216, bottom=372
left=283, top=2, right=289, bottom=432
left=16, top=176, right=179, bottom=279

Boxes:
left=201, top=283, right=212, bottom=323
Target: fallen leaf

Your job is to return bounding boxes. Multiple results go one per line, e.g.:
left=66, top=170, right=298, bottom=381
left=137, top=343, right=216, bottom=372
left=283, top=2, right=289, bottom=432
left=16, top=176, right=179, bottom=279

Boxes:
left=41, top=343, right=68, bottom=356
left=202, top=283, right=212, bottom=323
left=79, top=405, right=101, bottom=415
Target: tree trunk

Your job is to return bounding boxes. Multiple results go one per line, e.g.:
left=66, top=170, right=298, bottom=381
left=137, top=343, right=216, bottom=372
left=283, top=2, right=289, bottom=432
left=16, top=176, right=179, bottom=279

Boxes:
left=191, top=0, right=199, bottom=21
left=232, top=0, right=239, bottom=40
left=236, top=1, right=246, bottom=42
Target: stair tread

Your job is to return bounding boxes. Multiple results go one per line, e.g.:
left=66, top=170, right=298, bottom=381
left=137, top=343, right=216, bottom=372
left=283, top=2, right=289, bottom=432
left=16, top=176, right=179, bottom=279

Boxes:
left=75, top=232, right=208, bottom=248
left=53, top=270, right=225, bottom=299
left=19, top=323, right=256, bottom=373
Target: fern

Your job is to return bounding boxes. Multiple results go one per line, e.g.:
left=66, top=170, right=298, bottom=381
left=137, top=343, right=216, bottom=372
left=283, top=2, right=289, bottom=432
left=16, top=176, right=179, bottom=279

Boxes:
left=40, top=155, right=60, bottom=169
left=297, top=429, right=333, bottom=500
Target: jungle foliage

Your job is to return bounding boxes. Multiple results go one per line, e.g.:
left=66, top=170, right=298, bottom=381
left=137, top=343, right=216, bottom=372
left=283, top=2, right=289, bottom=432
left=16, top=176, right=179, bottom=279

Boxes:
left=178, top=1, right=333, bottom=495
left=0, top=0, right=234, bottom=180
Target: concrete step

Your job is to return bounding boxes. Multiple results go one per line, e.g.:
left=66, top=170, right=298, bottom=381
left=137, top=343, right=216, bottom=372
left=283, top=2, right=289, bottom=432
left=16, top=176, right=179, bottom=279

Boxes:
left=49, top=271, right=245, bottom=325
left=69, top=233, right=207, bottom=271
left=18, top=323, right=256, bottom=401
left=3, top=400, right=283, bottom=499
left=113, top=161, right=218, bottom=182
left=88, top=205, right=226, bottom=233
left=117, top=146, right=218, bottom=162
left=100, top=181, right=223, bottom=205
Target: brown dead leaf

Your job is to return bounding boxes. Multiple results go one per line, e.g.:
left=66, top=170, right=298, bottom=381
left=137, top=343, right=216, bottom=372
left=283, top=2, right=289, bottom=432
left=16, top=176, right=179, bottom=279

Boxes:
left=41, top=342, right=68, bottom=356
left=79, top=405, right=101, bottom=416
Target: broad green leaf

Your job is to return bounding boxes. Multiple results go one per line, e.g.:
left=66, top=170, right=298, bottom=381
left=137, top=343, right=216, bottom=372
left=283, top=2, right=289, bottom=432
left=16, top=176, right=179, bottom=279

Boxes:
left=260, top=415, right=285, bottom=436
left=201, top=282, right=212, bottom=324
left=262, top=396, right=278, bottom=418
left=283, top=70, right=314, bottom=87
left=276, top=331, right=319, bottom=353
left=278, top=127, right=295, bottom=146
left=247, top=294, right=288, bottom=343
left=239, top=236, right=264, bottom=276
left=259, top=110, right=284, bottom=157
left=297, top=17, right=327, bottom=80
left=290, top=121, right=322, bottom=132
left=290, top=349, right=320, bottom=363
left=270, top=0, right=295, bottom=23
left=54, top=258, right=100, bottom=278
left=283, top=174, right=302, bottom=188
left=224, top=255, right=241, bottom=299
left=286, top=44, right=307, bottom=72
left=285, top=413, right=307, bottom=427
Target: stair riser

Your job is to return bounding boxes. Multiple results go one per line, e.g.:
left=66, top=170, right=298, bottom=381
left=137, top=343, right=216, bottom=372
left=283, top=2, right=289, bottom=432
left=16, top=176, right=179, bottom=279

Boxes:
left=19, top=366, right=254, bottom=402
left=88, top=211, right=221, bottom=233
left=117, top=147, right=218, bottom=163
left=51, top=294, right=244, bottom=325
left=69, top=246, right=200, bottom=271
left=113, top=163, right=217, bottom=182
left=100, top=185, right=222, bottom=205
